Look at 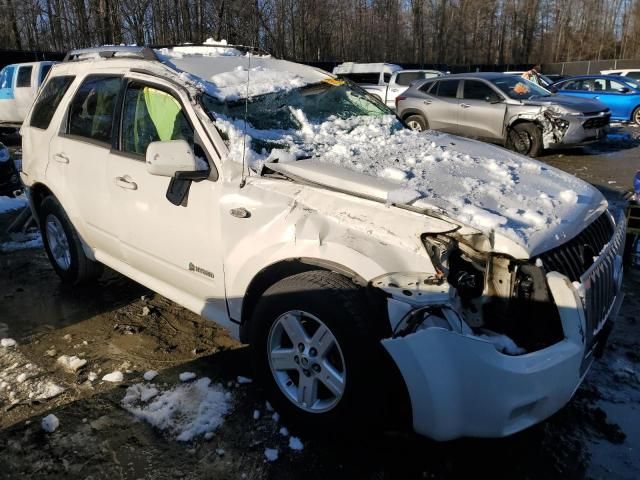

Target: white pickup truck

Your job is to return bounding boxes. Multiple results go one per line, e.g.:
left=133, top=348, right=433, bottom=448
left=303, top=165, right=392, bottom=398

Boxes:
left=332, top=62, right=444, bottom=108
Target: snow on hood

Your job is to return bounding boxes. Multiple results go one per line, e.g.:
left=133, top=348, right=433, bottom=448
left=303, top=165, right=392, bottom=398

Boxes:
left=221, top=114, right=606, bottom=257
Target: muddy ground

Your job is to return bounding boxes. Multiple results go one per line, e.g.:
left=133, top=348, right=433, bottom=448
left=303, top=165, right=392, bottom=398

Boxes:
left=1, top=126, right=639, bottom=480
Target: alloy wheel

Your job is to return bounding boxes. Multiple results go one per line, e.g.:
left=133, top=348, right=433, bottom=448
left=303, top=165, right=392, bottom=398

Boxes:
left=267, top=310, right=346, bottom=413
left=45, top=214, right=71, bottom=271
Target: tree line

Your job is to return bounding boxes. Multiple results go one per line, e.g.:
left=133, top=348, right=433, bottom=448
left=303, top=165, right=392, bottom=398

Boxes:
left=1, top=0, right=640, bottom=65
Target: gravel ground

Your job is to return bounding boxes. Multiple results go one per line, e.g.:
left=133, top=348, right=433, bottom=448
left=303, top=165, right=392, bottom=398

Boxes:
left=1, top=126, right=639, bottom=480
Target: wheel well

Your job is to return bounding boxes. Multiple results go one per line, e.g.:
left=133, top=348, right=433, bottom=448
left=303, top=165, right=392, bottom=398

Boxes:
left=238, top=258, right=384, bottom=343
left=509, top=118, right=542, bottom=131
left=29, top=183, right=55, bottom=220
left=401, top=110, right=424, bottom=121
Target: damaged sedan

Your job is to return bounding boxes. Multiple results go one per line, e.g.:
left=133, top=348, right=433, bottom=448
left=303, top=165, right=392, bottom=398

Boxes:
left=20, top=46, right=625, bottom=441
left=396, top=72, right=611, bottom=157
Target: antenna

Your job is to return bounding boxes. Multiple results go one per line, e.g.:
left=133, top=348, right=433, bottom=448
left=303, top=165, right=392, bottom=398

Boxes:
left=239, top=52, right=251, bottom=188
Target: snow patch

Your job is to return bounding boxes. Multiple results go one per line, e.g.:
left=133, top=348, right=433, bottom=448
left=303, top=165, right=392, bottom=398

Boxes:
left=387, top=188, right=422, bottom=206
left=1, top=338, right=17, bottom=348
left=57, top=355, right=87, bottom=373
left=0, top=195, right=27, bottom=214
left=121, top=377, right=232, bottom=441
left=143, top=370, right=158, bottom=381
left=264, top=448, right=279, bottom=462
left=179, top=372, right=196, bottom=382
left=0, top=234, right=43, bottom=253
left=236, top=376, right=253, bottom=384
left=102, top=371, right=124, bottom=383
left=208, top=66, right=307, bottom=101
left=41, top=414, right=59, bottom=433
left=288, top=436, right=304, bottom=451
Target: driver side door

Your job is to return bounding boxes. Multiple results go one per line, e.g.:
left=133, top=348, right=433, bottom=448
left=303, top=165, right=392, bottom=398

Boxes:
left=107, top=78, right=228, bottom=322
left=457, top=80, right=506, bottom=142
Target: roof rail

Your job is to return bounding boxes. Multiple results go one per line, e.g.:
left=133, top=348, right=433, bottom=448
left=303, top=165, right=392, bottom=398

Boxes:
left=63, top=46, right=158, bottom=62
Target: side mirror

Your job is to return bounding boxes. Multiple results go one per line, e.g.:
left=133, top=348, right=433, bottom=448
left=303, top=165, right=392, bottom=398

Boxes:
left=549, top=86, right=558, bottom=94
left=146, top=140, right=207, bottom=177
left=620, top=87, right=630, bottom=93
left=485, top=94, right=502, bottom=104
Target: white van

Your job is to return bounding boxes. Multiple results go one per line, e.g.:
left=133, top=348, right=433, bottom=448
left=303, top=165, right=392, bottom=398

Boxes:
left=0, top=61, right=57, bottom=132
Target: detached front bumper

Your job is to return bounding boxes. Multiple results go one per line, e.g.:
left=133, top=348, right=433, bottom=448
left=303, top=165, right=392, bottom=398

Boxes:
left=382, top=213, right=626, bottom=441
left=549, top=114, right=610, bottom=148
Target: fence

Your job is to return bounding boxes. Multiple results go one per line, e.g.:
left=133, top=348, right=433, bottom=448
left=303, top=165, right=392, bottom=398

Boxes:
left=541, top=59, right=640, bottom=75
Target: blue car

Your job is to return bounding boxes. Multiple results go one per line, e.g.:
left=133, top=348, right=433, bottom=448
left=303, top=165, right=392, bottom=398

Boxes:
left=551, top=75, right=640, bottom=125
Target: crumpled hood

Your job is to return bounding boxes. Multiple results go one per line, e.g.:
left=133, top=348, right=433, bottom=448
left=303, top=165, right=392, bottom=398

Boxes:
left=522, top=95, right=609, bottom=114
left=264, top=121, right=607, bottom=258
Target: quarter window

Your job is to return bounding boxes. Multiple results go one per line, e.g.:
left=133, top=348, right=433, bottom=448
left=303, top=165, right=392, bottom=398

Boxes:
left=463, top=80, right=497, bottom=100
left=30, top=76, right=75, bottom=130
left=607, top=79, right=628, bottom=93
left=396, top=72, right=423, bottom=86
left=0, top=66, right=15, bottom=89
left=16, top=66, right=32, bottom=87
left=435, top=80, right=459, bottom=98
left=39, top=64, right=53, bottom=84
left=120, top=83, right=194, bottom=155
left=67, top=76, right=121, bottom=143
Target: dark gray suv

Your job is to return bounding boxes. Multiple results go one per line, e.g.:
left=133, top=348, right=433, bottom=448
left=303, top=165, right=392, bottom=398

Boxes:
left=396, top=72, right=611, bottom=157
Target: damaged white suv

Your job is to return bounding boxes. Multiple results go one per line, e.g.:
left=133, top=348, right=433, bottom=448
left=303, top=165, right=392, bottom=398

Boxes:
left=20, top=45, right=626, bottom=440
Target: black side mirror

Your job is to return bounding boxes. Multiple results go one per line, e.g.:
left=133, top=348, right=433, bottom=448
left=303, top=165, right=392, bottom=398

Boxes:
left=485, top=95, right=502, bottom=104
left=549, top=86, right=558, bottom=94
left=620, top=87, right=630, bottom=93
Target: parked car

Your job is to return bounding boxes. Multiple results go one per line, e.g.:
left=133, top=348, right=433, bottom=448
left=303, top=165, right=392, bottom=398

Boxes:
left=333, top=62, right=445, bottom=108
left=503, top=71, right=553, bottom=87
left=21, top=46, right=625, bottom=441
left=551, top=75, right=640, bottom=125
left=601, top=69, right=640, bottom=81
left=0, top=61, right=57, bottom=134
left=396, top=72, right=610, bottom=156
left=0, top=142, right=20, bottom=197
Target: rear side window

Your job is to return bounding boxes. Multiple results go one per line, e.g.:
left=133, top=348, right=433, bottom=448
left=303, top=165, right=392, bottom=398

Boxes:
left=435, top=80, right=459, bottom=98
left=30, top=75, right=75, bottom=130
left=68, top=76, right=121, bottom=144
left=16, top=66, right=32, bottom=87
left=420, top=81, right=436, bottom=93
left=39, top=64, right=53, bottom=84
left=0, top=66, right=15, bottom=89
left=627, top=72, right=640, bottom=80
left=463, top=80, right=496, bottom=100
left=120, top=83, right=194, bottom=155
left=396, top=72, right=424, bottom=86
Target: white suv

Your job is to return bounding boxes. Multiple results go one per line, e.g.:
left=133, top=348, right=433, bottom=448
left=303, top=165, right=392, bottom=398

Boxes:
left=20, top=45, right=626, bottom=440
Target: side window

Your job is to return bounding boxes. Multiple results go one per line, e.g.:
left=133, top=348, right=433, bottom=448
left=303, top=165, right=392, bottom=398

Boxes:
left=0, top=66, right=15, bottom=90
left=383, top=73, right=392, bottom=84
left=560, top=80, right=582, bottom=90
left=463, top=80, right=497, bottom=100
left=435, top=80, right=459, bottom=98
left=121, top=83, right=194, bottom=156
left=39, top=64, right=53, bottom=85
left=627, top=72, right=640, bottom=80
left=607, top=79, right=628, bottom=93
left=30, top=76, right=75, bottom=130
left=16, top=66, right=33, bottom=88
left=592, top=78, right=606, bottom=91
left=396, top=72, right=422, bottom=86
left=68, top=76, right=121, bottom=143
left=420, top=81, right=436, bottom=93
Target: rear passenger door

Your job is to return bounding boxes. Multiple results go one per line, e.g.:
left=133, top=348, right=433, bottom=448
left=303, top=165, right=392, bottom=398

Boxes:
left=47, top=75, right=123, bottom=257
left=458, top=80, right=506, bottom=142
left=424, top=79, right=460, bottom=133
left=14, top=65, right=35, bottom=120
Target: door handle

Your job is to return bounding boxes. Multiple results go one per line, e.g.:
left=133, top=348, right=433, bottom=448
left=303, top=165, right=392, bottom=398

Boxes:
left=390, top=88, right=399, bottom=92
left=53, top=153, right=69, bottom=164
left=460, top=103, right=471, bottom=108
left=423, top=100, right=432, bottom=105
left=115, top=176, right=137, bottom=190
left=593, top=96, right=600, bottom=99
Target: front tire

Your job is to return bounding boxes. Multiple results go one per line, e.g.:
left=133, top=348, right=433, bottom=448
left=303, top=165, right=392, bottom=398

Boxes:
left=250, top=271, right=384, bottom=432
left=39, top=196, right=102, bottom=285
left=507, top=122, right=543, bottom=157
left=632, top=106, right=640, bottom=126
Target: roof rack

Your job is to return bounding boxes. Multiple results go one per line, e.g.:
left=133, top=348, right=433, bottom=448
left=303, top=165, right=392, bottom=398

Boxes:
left=63, top=46, right=158, bottom=62
left=150, top=43, right=271, bottom=57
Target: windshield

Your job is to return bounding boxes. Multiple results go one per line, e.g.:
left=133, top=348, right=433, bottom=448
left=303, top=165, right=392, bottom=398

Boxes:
left=201, top=80, right=398, bottom=155
left=491, top=76, right=552, bottom=100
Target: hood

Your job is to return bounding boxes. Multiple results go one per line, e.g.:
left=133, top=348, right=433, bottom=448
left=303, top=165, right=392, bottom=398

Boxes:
left=522, top=94, right=609, bottom=113
left=264, top=122, right=607, bottom=259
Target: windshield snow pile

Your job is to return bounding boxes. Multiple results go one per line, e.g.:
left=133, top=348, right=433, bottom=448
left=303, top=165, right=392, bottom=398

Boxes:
left=208, top=66, right=307, bottom=102
left=156, top=38, right=245, bottom=59
left=217, top=113, right=595, bottom=244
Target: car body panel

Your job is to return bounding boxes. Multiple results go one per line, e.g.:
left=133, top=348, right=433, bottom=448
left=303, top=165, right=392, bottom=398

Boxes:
left=0, top=61, right=57, bottom=125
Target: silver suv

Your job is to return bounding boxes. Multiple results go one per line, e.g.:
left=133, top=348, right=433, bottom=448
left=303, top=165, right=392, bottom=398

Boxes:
left=396, top=72, right=611, bottom=156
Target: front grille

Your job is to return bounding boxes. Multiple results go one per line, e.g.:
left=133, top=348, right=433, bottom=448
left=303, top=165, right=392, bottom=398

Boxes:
left=537, top=212, right=614, bottom=282
left=580, top=212, right=626, bottom=347
left=583, top=114, right=610, bottom=129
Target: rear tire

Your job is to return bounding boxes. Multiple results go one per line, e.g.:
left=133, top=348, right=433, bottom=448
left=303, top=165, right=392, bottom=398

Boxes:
left=405, top=114, right=428, bottom=132
left=249, top=271, right=385, bottom=434
left=507, top=122, right=543, bottom=157
left=39, top=196, right=103, bottom=285
left=632, top=106, right=640, bottom=126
